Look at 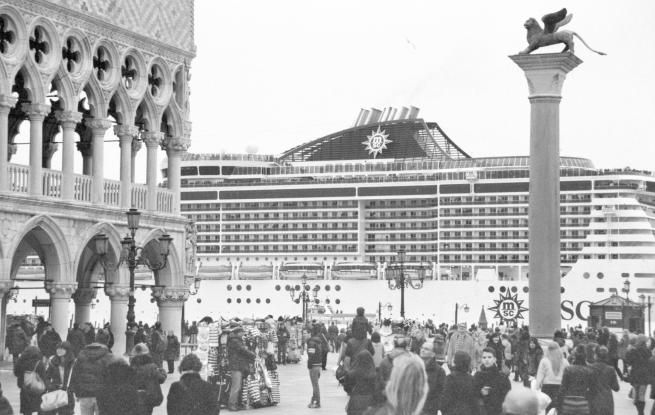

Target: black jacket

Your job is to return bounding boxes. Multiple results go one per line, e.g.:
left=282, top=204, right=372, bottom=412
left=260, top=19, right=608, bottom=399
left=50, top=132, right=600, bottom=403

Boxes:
left=473, top=365, right=511, bottom=415
left=69, top=343, right=113, bottom=397
left=227, top=332, right=256, bottom=373
left=66, top=328, right=86, bottom=356
left=441, top=371, right=480, bottom=415
left=306, top=335, right=323, bottom=369
left=38, top=330, right=62, bottom=358
left=422, top=357, right=446, bottom=414
left=167, top=372, right=219, bottom=415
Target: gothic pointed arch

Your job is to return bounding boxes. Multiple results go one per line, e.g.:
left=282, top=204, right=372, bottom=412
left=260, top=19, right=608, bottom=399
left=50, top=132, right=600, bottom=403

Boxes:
left=109, top=83, right=135, bottom=125
left=82, top=75, right=107, bottom=118
left=51, top=68, right=76, bottom=112
left=137, top=93, right=161, bottom=132
left=8, top=215, right=71, bottom=284
left=73, top=222, right=123, bottom=288
left=140, top=228, right=182, bottom=287
left=16, top=60, right=46, bottom=104
left=162, top=105, right=182, bottom=139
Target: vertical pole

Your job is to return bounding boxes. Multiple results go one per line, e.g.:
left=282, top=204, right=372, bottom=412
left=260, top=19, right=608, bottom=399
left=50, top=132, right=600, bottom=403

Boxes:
left=455, top=303, right=458, bottom=326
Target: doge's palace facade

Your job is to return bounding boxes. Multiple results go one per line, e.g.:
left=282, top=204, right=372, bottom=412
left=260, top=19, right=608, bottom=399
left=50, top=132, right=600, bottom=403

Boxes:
left=0, top=0, right=196, bottom=356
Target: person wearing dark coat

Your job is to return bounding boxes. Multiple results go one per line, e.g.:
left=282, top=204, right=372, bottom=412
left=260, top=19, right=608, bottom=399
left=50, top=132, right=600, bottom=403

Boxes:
left=149, top=323, right=166, bottom=369
left=96, top=358, right=140, bottom=415
left=103, top=323, right=114, bottom=351
left=82, top=323, right=95, bottom=347
left=226, top=326, right=256, bottom=411
left=7, top=323, right=28, bottom=364
left=66, top=323, right=86, bottom=357
left=0, top=381, right=14, bottom=415
left=557, top=345, right=596, bottom=415
left=13, top=346, right=46, bottom=415
left=38, top=323, right=62, bottom=359
left=276, top=323, right=290, bottom=364
left=94, top=328, right=110, bottom=348
left=624, top=335, right=652, bottom=415
left=589, top=346, right=619, bottom=415
left=130, top=343, right=167, bottom=415
left=420, top=339, right=446, bottom=415
left=164, top=331, right=181, bottom=374
left=134, top=326, right=147, bottom=346
left=43, top=341, right=76, bottom=415
left=526, top=337, right=543, bottom=386
left=306, top=325, right=324, bottom=408
left=473, top=348, right=511, bottom=415
left=441, top=351, right=479, bottom=415
left=486, top=333, right=505, bottom=370
left=167, top=353, right=219, bottom=415
left=344, top=350, right=377, bottom=415
left=351, top=307, right=371, bottom=340
left=69, top=342, right=113, bottom=415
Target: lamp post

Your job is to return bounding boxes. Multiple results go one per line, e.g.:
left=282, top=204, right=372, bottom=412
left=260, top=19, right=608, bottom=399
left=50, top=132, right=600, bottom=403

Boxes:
left=454, top=303, right=470, bottom=326
left=286, top=275, right=312, bottom=323
left=386, top=249, right=426, bottom=319
left=95, top=208, right=172, bottom=327
left=622, top=280, right=631, bottom=331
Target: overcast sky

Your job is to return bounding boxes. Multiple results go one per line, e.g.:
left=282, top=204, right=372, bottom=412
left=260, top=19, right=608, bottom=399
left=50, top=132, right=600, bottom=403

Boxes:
left=188, top=0, right=655, bottom=171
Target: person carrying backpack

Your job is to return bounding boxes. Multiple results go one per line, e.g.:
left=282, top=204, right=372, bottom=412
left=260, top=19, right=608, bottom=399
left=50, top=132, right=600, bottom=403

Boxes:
left=130, top=343, right=166, bottom=415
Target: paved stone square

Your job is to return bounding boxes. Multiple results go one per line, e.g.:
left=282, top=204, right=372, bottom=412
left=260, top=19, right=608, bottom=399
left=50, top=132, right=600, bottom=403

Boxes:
left=0, top=353, right=649, bottom=414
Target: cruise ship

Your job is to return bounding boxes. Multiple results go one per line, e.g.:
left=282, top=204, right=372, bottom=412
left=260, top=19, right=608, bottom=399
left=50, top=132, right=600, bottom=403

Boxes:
left=171, top=107, right=655, bottom=329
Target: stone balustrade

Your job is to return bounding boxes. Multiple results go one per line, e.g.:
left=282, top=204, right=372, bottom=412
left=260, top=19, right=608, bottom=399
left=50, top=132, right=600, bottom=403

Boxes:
left=5, top=163, right=175, bottom=213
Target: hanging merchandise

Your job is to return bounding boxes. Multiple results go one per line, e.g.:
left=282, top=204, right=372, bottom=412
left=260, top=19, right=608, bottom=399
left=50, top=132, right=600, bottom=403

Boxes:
left=195, top=321, right=211, bottom=380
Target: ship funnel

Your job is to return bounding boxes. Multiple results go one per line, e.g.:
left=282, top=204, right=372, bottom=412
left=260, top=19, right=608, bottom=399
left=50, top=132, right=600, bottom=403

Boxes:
left=407, top=106, right=420, bottom=119
left=357, top=109, right=370, bottom=126
left=367, top=108, right=382, bottom=124
left=397, top=106, right=409, bottom=120
left=388, top=108, right=398, bottom=121
left=354, top=108, right=368, bottom=127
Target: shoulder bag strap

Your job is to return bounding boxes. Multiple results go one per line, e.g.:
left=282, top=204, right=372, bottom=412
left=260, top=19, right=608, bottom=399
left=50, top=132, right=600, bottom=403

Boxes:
left=66, top=360, right=76, bottom=389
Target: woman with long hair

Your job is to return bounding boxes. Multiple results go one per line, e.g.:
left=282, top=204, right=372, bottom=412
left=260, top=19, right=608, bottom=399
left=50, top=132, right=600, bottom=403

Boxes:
left=366, top=354, right=428, bottom=415
left=536, top=341, right=568, bottom=413
left=441, top=351, right=479, bottom=415
left=14, top=345, right=46, bottom=415
left=589, top=346, right=619, bottom=415
left=526, top=337, right=543, bottom=386
left=345, top=350, right=377, bottom=415
left=558, top=344, right=596, bottom=415
left=43, top=341, right=76, bottom=415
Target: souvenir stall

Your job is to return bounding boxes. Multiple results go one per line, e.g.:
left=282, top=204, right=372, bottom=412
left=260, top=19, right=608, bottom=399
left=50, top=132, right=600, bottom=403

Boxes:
left=238, top=319, right=280, bottom=408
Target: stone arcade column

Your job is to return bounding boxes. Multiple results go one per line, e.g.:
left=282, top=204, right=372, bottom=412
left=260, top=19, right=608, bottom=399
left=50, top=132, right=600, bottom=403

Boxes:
left=115, top=125, right=138, bottom=208
left=131, top=139, right=142, bottom=184
left=86, top=118, right=112, bottom=205
left=55, top=111, right=83, bottom=201
left=153, top=287, right=188, bottom=340
left=164, top=136, right=190, bottom=214
left=0, top=95, right=17, bottom=192
left=47, top=283, right=77, bottom=338
left=72, top=287, right=96, bottom=325
left=142, top=132, right=163, bottom=212
left=0, top=280, right=14, bottom=360
left=23, top=103, right=50, bottom=196
left=510, top=52, right=582, bottom=338
left=105, top=284, right=131, bottom=356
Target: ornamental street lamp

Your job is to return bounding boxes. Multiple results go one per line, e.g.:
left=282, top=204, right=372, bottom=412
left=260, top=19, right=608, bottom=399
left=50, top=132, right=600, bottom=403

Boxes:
left=386, top=249, right=427, bottom=319
left=454, top=303, right=470, bottom=326
left=639, top=294, right=652, bottom=335
left=286, top=274, right=312, bottom=323
left=621, top=280, right=631, bottom=330
left=95, top=208, right=172, bottom=327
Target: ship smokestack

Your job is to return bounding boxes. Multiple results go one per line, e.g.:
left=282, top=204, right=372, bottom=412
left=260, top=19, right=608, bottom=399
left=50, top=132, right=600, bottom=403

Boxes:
left=357, top=109, right=370, bottom=126
left=407, top=106, right=420, bottom=119
left=397, top=106, right=409, bottom=120
left=367, top=108, right=382, bottom=124
left=354, top=108, right=367, bottom=127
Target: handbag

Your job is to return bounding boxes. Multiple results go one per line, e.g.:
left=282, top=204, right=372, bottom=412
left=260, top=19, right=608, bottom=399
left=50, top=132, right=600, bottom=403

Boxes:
left=24, top=361, right=45, bottom=395
left=41, top=359, right=75, bottom=411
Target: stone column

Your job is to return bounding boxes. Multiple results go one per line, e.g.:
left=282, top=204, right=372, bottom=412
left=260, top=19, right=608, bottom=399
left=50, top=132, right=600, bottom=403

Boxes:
left=131, top=139, right=142, bottom=184
left=510, top=52, right=582, bottom=338
left=0, top=280, right=14, bottom=360
left=142, top=132, right=163, bottom=212
left=106, top=284, right=131, bottom=356
left=153, top=287, right=188, bottom=339
left=115, top=125, right=138, bottom=208
left=72, top=287, right=96, bottom=324
left=86, top=118, right=112, bottom=205
left=163, top=136, right=190, bottom=214
left=46, top=283, right=77, bottom=338
left=76, top=141, right=92, bottom=175
left=23, top=103, right=51, bottom=196
left=55, top=111, right=83, bottom=200
left=0, top=95, right=17, bottom=192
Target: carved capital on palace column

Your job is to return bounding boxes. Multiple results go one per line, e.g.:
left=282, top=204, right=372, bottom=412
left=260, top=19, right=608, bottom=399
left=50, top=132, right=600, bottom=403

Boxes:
left=46, top=283, right=78, bottom=300
left=104, top=284, right=132, bottom=301
left=161, top=136, right=190, bottom=153
left=72, top=287, right=97, bottom=305
left=152, top=286, right=189, bottom=305
left=54, top=110, right=83, bottom=129
left=142, top=131, right=164, bottom=149
left=21, top=103, right=50, bottom=121
left=131, top=138, right=142, bottom=154
left=84, top=118, right=113, bottom=135
left=114, top=125, right=139, bottom=144
left=7, top=144, right=17, bottom=159
left=43, top=141, right=59, bottom=160
left=0, top=95, right=18, bottom=113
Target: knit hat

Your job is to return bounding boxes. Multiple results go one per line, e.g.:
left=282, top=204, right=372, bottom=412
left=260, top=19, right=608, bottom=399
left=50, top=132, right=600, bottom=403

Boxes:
left=131, top=343, right=149, bottom=356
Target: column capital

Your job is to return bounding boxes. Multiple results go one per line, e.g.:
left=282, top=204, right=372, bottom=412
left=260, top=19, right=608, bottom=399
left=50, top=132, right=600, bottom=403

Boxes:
left=114, top=124, right=139, bottom=139
left=0, top=95, right=17, bottom=111
left=0, top=280, right=14, bottom=295
left=131, top=139, right=142, bottom=153
left=162, top=136, right=190, bottom=153
left=72, top=287, right=97, bottom=305
left=152, top=286, right=189, bottom=305
left=21, top=103, right=50, bottom=119
left=105, top=284, right=131, bottom=301
left=55, top=110, right=83, bottom=127
left=46, top=282, right=77, bottom=299
left=142, top=131, right=164, bottom=148
left=84, top=118, right=113, bottom=133
left=509, top=52, right=582, bottom=98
